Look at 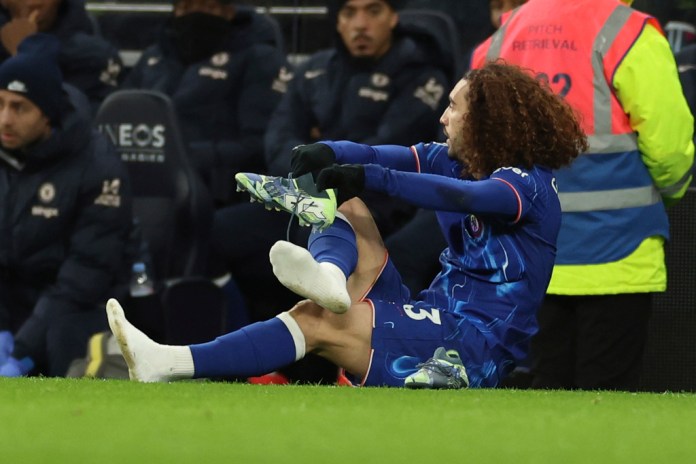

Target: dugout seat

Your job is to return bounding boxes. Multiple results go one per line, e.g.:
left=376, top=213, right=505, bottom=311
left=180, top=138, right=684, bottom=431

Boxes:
left=95, top=89, right=226, bottom=344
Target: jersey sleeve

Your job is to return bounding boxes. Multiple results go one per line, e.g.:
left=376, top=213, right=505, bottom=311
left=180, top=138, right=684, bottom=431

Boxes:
left=362, top=164, right=526, bottom=220
left=323, top=140, right=421, bottom=172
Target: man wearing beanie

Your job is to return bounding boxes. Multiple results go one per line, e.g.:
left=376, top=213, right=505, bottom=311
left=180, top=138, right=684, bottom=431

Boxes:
left=0, top=0, right=123, bottom=111
left=122, top=0, right=287, bottom=207
left=212, top=0, right=451, bottom=383
left=0, top=34, right=135, bottom=377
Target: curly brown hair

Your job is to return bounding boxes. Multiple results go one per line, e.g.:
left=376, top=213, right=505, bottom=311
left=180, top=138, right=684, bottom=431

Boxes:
left=460, top=61, right=588, bottom=178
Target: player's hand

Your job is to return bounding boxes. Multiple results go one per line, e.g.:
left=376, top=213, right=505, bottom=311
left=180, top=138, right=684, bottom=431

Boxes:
left=316, top=164, right=365, bottom=204
left=0, top=10, right=39, bottom=56
left=290, top=143, right=336, bottom=179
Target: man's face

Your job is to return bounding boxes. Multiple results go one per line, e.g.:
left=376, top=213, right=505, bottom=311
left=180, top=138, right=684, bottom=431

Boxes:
left=490, top=0, right=526, bottom=29
left=1, top=0, right=62, bottom=32
left=440, top=79, right=470, bottom=161
left=173, top=0, right=234, bottom=19
left=337, top=0, right=398, bottom=59
left=0, top=90, right=51, bottom=150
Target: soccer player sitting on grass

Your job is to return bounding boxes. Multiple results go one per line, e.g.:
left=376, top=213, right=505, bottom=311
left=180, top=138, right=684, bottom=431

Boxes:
left=106, top=62, right=588, bottom=388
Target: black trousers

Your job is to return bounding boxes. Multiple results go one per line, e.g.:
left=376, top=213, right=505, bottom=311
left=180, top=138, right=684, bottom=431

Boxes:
left=0, top=281, right=111, bottom=377
left=530, top=293, right=652, bottom=391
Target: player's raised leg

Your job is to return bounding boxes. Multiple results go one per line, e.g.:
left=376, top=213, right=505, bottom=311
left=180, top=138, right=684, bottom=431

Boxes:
left=270, top=198, right=390, bottom=313
left=270, top=240, right=352, bottom=314
left=106, top=199, right=387, bottom=383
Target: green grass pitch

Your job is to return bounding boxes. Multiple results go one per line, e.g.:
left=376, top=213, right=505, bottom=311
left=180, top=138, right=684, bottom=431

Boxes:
left=1, top=377, right=695, bottom=463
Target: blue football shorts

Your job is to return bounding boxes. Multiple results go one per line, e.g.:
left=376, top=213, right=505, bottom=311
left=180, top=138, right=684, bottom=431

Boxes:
left=345, top=255, right=508, bottom=388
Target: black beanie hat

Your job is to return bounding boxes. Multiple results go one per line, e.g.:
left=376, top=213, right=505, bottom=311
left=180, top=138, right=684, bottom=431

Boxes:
left=333, top=0, right=398, bottom=8
left=329, top=0, right=400, bottom=20
left=0, top=34, right=63, bottom=123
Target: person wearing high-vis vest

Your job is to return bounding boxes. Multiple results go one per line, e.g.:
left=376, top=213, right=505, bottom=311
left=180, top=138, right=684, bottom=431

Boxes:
left=472, top=0, right=694, bottom=391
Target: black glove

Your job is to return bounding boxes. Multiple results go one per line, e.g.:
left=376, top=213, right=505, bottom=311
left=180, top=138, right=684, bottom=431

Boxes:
left=316, top=164, right=365, bottom=205
left=290, top=143, right=336, bottom=178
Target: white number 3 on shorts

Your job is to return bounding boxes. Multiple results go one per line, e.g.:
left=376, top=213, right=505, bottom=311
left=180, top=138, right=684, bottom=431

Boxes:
left=403, top=304, right=442, bottom=325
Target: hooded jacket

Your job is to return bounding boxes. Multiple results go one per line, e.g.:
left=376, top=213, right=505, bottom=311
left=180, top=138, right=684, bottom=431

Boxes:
left=0, top=91, right=133, bottom=361
left=264, top=23, right=451, bottom=176
left=122, top=6, right=287, bottom=205
left=0, top=0, right=123, bottom=110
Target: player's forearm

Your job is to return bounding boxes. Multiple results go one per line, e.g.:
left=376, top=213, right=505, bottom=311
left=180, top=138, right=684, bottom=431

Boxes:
left=324, top=141, right=419, bottom=172
left=363, top=165, right=518, bottom=217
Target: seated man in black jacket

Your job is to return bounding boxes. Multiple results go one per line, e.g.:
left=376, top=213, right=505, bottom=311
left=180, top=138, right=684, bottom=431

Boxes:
left=0, top=0, right=123, bottom=111
left=212, top=0, right=451, bottom=383
left=122, top=0, right=288, bottom=206
left=0, top=34, right=134, bottom=377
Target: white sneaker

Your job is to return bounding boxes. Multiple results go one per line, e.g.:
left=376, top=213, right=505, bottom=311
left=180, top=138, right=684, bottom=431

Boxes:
left=106, top=298, right=194, bottom=382
left=269, top=241, right=351, bottom=314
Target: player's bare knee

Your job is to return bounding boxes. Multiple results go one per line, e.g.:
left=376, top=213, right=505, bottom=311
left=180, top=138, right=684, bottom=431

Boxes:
left=288, top=300, right=330, bottom=347
left=289, top=300, right=359, bottom=349
left=338, top=197, right=371, bottom=222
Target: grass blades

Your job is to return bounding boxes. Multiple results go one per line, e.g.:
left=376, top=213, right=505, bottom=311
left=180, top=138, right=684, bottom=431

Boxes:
left=1, top=377, right=695, bottom=463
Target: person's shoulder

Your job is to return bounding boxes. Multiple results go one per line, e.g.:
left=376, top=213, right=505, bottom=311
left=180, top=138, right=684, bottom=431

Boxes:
left=380, top=36, right=451, bottom=81
left=384, top=36, right=429, bottom=66
left=70, top=123, right=125, bottom=178
left=139, top=43, right=165, bottom=59
left=415, top=142, right=450, bottom=165
left=490, top=166, right=539, bottom=187
left=81, top=136, right=128, bottom=196
left=53, top=0, right=97, bottom=36
left=417, top=141, right=448, bottom=154
left=490, top=166, right=558, bottom=214
left=231, top=5, right=281, bottom=49
left=53, top=115, right=125, bottom=187
left=128, top=43, right=167, bottom=70
left=239, top=41, right=285, bottom=62
left=305, top=49, right=336, bottom=66
left=290, top=50, right=335, bottom=78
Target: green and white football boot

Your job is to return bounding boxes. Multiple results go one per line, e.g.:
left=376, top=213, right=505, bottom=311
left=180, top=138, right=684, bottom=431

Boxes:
left=235, top=172, right=337, bottom=231
left=404, top=347, right=470, bottom=389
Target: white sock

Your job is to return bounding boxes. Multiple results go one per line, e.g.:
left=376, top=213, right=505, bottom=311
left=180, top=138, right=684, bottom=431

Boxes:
left=269, top=241, right=351, bottom=314
left=276, top=312, right=306, bottom=361
left=106, top=298, right=194, bottom=382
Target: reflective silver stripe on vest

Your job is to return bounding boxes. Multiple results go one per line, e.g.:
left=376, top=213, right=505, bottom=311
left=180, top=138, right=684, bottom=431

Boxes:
left=559, top=186, right=660, bottom=212
left=659, top=168, right=693, bottom=197
left=578, top=6, right=660, bottom=211
left=592, top=6, right=634, bottom=141
left=485, top=8, right=519, bottom=61
left=586, top=133, right=638, bottom=154
left=486, top=5, right=660, bottom=213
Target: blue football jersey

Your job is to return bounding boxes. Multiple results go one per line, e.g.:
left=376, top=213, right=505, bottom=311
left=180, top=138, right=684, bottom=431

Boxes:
left=329, top=140, right=562, bottom=362
left=415, top=142, right=561, bottom=362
